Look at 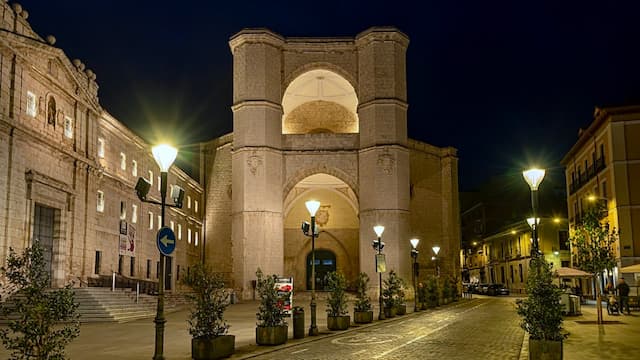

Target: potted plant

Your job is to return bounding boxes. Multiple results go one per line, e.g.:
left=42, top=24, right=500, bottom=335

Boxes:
left=325, top=271, right=350, bottom=330
left=516, top=256, right=568, bottom=360
left=442, top=278, right=452, bottom=304
left=426, top=277, right=439, bottom=308
left=395, top=277, right=407, bottom=315
left=183, top=263, right=234, bottom=360
left=382, top=270, right=401, bottom=318
left=255, top=268, right=288, bottom=346
left=417, top=281, right=428, bottom=310
left=353, top=272, right=374, bottom=323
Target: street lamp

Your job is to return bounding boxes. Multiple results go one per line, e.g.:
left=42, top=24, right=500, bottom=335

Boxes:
left=523, top=168, right=545, bottom=258
left=432, top=246, right=440, bottom=277
left=151, top=144, right=178, bottom=360
left=305, top=200, right=321, bottom=336
left=372, top=225, right=385, bottom=320
left=410, top=238, right=420, bottom=312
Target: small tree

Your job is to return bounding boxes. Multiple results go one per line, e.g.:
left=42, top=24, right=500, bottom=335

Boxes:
left=0, top=241, right=80, bottom=360
left=182, top=263, right=230, bottom=339
left=516, top=256, right=567, bottom=342
left=442, top=278, right=452, bottom=301
left=255, top=268, right=286, bottom=327
left=383, top=270, right=405, bottom=307
left=325, top=271, right=348, bottom=316
left=353, top=272, right=372, bottom=312
left=425, top=277, right=439, bottom=307
left=570, top=205, right=617, bottom=324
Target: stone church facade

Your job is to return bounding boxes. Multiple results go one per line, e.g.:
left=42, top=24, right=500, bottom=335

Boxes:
left=201, top=28, right=461, bottom=299
left=1, top=2, right=460, bottom=301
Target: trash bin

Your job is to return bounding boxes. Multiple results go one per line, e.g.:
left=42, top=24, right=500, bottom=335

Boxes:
left=293, top=306, right=305, bottom=339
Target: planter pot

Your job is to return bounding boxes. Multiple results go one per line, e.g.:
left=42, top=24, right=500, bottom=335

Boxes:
left=529, top=339, right=563, bottom=360
left=353, top=310, right=374, bottom=324
left=383, top=306, right=397, bottom=318
left=191, top=335, right=235, bottom=360
left=396, top=304, right=407, bottom=315
left=256, top=325, right=287, bottom=346
left=327, top=315, right=350, bottom=330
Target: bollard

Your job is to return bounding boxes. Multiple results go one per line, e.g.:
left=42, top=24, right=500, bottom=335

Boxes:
left=293, top=306, right=305, bottom=339
left=112, top=272, right=116, bottom=291
left=136, top=282, right=140, bottom=303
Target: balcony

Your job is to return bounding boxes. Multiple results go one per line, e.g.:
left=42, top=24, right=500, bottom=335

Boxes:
left=569, top=157, right=606, bottom=195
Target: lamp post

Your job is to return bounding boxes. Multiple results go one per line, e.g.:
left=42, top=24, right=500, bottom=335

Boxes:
left=523, top=168, right=545, bottom=258
left=432, top=246, right=440, bottom=277
left=305, top=200, right=321, bottom=336
left=410, top=238, right=420, bottom=312
left=372, top=225, right=385, bottom=320
left=151, top=144, right=177, bottom=360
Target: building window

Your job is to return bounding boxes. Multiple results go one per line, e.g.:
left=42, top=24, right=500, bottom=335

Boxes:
left=600, top=144, right=605, bottom=160
left=146, top=259, right=151, bottom=279
left=170, top=220, right=175, bottom=230
left=156, top=261, right=160, bottom=279
left=120, top=153, right=126, bottom=170
left=559, top=230, right=570, bottom=250
left=118, top=255, right=124, bottom=275
left=26, top=91, right=37, bottom=117
left=64, top=116, right=73, bottom=138
left=96, top=191, right=104, bottom=212
left=510, top=265, right=514, bottom=283
left=148, top=171, right=153, bottom=185
left=519, top=264, right=524, bottom=282
left=157, top=215, right=161, bottom=229
left=195, top=200, right=198, bottom=213
left=187, top=196, right=192, bottom=209
left=94, top=251, right=102, bottom=275
left=132, top=160, right=137, bottom=177
left=157, top=176, right=161, bottom=191
left=187, top=228, right=192, bottom=244
left=120, top=201, right=126, bottom=220
left=131, top=204, right=138, bottom=223
left=176, top=265, right=180, bottom=282
left=148, top=212, right=154, bottom=230
left=178, top=224, right=182, bottom=240
left=130, top=257, right=135, bottom=277
left=97, top=138, right=105, bottom=158
left=195, top=231, right=199, bottom=247
left=601, top=181, right=608, bottom=199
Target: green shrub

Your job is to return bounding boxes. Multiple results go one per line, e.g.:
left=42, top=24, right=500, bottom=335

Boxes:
left=255, top=268, right=287, bottom=327
left=0, top=241, right=80, bottom=360
left=353, top=272, right=372, bottom=312
left=325, top=271, right=348, bottom=316
left=182, top=263, right=230, bottom=339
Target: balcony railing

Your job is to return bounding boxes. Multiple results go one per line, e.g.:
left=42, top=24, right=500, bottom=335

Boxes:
left=569, top=156, right=606, bottom=195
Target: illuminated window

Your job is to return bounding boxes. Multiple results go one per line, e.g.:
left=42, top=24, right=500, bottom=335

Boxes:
left=96, top=191, right=104, bottom=212
left=64, top=116, right=73, bottom=138
left=148, top=212, right=154, bottom=230
left=132, top=160, right=137, bottom=177
left=120, top=201, right=126, bottom=220
left=97, top=138, right=105, bottom=158
left=148, top=171, right=153, bottom=185
left=187, top=228, right=192, bottom=244
left=26, top=91, right=37, bottom=117
left=178, top=224, right=182, bottom=240
left=187, top=196, right=191, bottom=209
left=195, top=200, right=198, bottom=213
left=157, top=176, right=161, bottom=191
left=120, top=153, right=126, bottom=170
left=131, top=204, right=137, bottom=223
left=195, top=231, right=199, bottom=247
left=170, top=221, right=175, bottom=230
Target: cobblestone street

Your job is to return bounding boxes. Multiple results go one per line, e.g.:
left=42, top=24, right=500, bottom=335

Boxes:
left=248, top=297, right=524, bottom=360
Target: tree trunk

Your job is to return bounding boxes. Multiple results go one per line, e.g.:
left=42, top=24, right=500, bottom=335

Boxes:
left=596, top=274, right=603, bottom=324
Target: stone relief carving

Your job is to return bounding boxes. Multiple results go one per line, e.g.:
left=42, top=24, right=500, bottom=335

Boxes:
left=316, top=205, right=331, bottom=226
left=377, top=152, right=395, bottom=175
left=247, top=154, right=263, bottom=175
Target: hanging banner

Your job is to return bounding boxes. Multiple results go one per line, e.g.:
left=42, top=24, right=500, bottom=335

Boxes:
left=275, top=276, right=293, bottom=316
left=376, top=254, right=386, bottom=273
left=119, top=223, right=136, bottom=256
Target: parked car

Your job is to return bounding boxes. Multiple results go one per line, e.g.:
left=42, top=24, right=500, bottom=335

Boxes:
left=487, top=283, right=510, bottom=296
left=477, top=283, right=490, bottom=295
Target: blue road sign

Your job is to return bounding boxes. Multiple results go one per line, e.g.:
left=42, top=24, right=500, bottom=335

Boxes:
left=157, top=227, right=176, bottom=256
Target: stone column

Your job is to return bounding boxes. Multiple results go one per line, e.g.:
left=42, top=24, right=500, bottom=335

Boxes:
left=356, top=28, right=412, bottom=293
left=229, top=29, right=285, bottom=299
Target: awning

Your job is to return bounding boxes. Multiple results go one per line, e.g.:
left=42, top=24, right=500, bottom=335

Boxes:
left=620, top=264, right=640, bottom=273
left=554, top=267, right=592, bottom=278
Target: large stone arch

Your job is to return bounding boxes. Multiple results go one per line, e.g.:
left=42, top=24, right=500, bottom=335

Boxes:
left=283, top=62, right=357, bottom=96
left=283, top=165, right=359, bottom=201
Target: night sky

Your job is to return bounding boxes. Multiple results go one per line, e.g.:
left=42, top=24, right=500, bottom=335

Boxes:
left=18, top=0, right=640, bottom=190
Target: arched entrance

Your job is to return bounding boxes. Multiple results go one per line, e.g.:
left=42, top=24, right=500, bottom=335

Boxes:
left=307, top=250, right=336, bottom=291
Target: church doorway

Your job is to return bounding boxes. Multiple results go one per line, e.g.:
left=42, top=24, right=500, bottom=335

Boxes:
left=307, top=250, right=336, bottom=291
left=33, top=204, right=55, bottom=286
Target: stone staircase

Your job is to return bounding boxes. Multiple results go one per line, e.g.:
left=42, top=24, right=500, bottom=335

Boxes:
left=73, top=287, right=177, bottom=323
